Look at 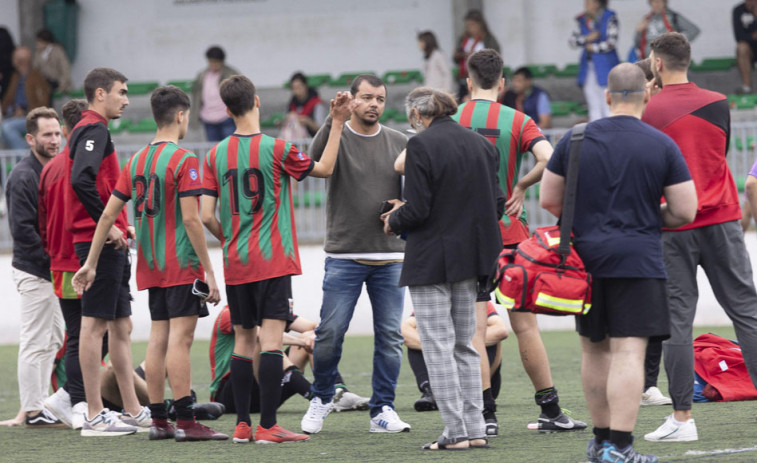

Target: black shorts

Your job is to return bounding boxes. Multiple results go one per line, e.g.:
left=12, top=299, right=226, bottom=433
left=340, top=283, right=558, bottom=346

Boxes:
left=226, top=275, right=293, bottom=329
left=750, top=41, right=757, bottom=63
left=148, top=284, right=209, bottom=321
left=75, top=242, right=131, bottom=320
left=576, top=277, right=670, bottom=343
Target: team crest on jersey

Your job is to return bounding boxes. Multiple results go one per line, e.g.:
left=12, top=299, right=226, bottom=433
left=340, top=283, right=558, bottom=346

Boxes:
left=297, top=152, right=304, bottom=160
left=189, top=168, right=199, bottom=180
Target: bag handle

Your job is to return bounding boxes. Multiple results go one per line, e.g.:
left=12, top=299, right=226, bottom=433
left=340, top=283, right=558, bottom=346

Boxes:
left=558, top=123, right=587, bottom=256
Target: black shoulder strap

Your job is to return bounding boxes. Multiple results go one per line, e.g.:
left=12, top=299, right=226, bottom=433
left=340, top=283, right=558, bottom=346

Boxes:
left=558, top=123, right=587, bottom=256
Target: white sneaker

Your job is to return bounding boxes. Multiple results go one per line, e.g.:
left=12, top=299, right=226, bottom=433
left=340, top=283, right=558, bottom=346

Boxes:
left=369, top=405, right=410, bottom=433
left=81, top=409, right=138, bottom=437
left=71, top=402, right=87, bottom=430
left=118, top=406, right=152, bottom=432
left=43, top=388, right=73, bottom=428
left=333, top=388, right=370, bottom=412
left=641, top=386, right=673, bottom=406
left=301, top=397, right=333, bottom=434
left=644, top=414, right=698, bottom=442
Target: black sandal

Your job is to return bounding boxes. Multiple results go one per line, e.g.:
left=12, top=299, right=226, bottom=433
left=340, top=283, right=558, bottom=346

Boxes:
left=469, top=437, right=490, bottom=449
left=421, top=435, right=470, bottom=451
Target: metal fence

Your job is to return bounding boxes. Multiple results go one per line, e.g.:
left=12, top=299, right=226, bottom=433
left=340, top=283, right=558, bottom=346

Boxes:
left=1, top=126, right=756, bottom=251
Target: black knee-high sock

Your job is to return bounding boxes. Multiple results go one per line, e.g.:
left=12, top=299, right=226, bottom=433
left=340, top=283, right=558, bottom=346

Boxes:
left=535, top=387, right=561, bottom=418
left=259, top=350, right=284, bottom=429
left=407, top=348, right=430, bottom=392
left=644, top=339, right=663, bottom=390
left=230, top=354, right=253, bottom=425
left=174, top=395, right=194, bottom=423
left=490, top=362, right=502, bottom=400
left=281, top=366, right=312, bottom=404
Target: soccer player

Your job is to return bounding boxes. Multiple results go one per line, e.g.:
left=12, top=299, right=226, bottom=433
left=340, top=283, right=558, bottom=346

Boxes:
left=63, top=67, right=145, bottom=436
left=73, top=85, right=227, bottom=442
left=200, top=75, right=354, bottom=444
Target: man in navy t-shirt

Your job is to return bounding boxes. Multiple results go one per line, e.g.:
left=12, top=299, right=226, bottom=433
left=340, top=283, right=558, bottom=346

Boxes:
left=540, top=63, right=696, bottom=463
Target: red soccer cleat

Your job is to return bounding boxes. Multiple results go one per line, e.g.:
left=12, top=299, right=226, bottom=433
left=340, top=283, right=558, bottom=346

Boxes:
left=233, top=421, right=253, bottom=444
left=175, top=421, right=229, bottom=442
left=254, top=424, right=310, bottom=444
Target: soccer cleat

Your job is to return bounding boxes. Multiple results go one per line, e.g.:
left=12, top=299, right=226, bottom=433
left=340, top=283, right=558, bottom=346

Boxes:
left=175, top=421, right=228, bottom=442
left=414, top=387, right=437, bottom=412
left=71, top=402, right=88, bottom=430
left=301, top=397, right=333, bottom=434
left=43, top=388, right=73, bottom=428
left=640, top=387, right=672, bottom=406
left=586, top=437, right=603, bottom=463
left=233, top=422, right=253, bottom=443
left=369, top=405, right=411, bottom=433
left=255, top=424, right=310, bottom=444
left=80, top=409, right=138, bottom=436
left=149, top=419, right=176, bottom=440
left=601, top=440, right=658, bottom=462
left=118, top=406, right=152, bottom=432
left=25, top=409, right=67, bottom=429
left=528, top=411, right=587, bottom=433
left=333, top=388, right=370, bottom=412
left=644, top=415, right=698, bottom=442
left=483, top=408, right=498, bottom=437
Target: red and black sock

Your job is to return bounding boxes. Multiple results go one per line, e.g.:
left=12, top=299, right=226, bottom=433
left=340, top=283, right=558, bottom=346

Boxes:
left=258, top=350, right=284, bottom=429
left=230, top=353, right=253, bottom=425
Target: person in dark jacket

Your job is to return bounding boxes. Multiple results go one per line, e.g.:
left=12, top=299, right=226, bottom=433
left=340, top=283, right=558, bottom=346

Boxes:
left=383, top=87, right=504, bottom=450
left=6, top=106, right=65, bottom=427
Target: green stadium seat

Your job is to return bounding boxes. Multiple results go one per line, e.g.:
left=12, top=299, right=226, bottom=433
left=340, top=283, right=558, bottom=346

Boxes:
left=526, top=64, right=558, bottom=78
left=329, top=72, right=375, bottom=87
left=574, top=105, right=588, bottom=116
left=166, top=80, right=194, bottom=93
left=502, top=66, right=512, bottom=78
left=733, top=136, right=756, bottom=151
left=550, top=101, right=574, bottom=117
left=392, top=109, right=409, bottom=123
left=690, top=57, right=737, bottom=73
left=452, top=66, right=459, bottom=81
left=283, top=73, right=332, bottom=89
left=108, top=119, right=131, bottom=135
left=128, top=118, right=157, bottom=133
left=736, top=176, right=746, bottom=192
left=65, top=88, right=85, bottom=98
left=260, top=112, right=285, bottom=128
left=554, top=63, right=580, bottom=78
left=382, top=70, right=423, bottom=85
left=127, top=81, right=160, bottom=95
left=735, top=95, right=757, bottom=110
left=292, top=191, right=324, bottom=208
left=380, top=107, right=397, bottom=123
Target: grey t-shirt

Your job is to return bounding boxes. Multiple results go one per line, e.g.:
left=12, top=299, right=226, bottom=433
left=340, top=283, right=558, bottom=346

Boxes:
left=310, top=117, right=407, bottom=254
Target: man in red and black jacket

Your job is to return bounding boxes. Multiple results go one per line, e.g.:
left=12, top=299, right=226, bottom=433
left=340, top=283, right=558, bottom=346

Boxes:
left=643, top=32, right=757, bottom=443
left=63, top=68, right=147, bottom=436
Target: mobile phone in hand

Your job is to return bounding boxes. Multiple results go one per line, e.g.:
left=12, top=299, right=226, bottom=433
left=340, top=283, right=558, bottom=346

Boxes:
left=379, top=200, right=393, bottom=215
left=192, top=279, right=210, bottom=299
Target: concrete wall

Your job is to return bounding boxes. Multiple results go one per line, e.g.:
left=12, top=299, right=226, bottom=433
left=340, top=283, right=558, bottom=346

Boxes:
left=0, top=0, right=20, bottom=45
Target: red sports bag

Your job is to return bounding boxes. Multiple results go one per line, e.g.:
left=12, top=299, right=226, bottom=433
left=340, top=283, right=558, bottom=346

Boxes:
left=492, top=123, right=592, bottom=316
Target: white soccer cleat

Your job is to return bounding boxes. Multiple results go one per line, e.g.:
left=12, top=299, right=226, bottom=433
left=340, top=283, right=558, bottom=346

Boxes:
left=301, top=397, right=333, bottom=434
left=43, top=388, right=73, bottom=428
left=644, top=414, right=698, bottom=442
left=369, top=405, right=410, bottom=433
left=641, top=386, right=673, bottom=406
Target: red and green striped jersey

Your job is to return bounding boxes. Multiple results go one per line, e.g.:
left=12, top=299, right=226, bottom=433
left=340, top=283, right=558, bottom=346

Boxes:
left=209, top=306, right=233, bottom=401
left=113, top=142, right=204, bottom=290
left=202, top=134, right=314, bottom=285
left=453, top=99, right=546, bottom=244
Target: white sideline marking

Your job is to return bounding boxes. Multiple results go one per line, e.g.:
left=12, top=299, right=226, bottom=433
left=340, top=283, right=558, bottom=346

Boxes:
left=660, top=445, right=757, bottom=461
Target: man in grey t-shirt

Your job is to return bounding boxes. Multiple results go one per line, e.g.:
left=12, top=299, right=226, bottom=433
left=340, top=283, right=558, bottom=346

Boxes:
left=300, top=75, right=410, bottom=435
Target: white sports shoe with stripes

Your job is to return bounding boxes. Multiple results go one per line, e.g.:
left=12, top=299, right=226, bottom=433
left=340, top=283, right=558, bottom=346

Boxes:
left=369, top=405, right=410, bottom=433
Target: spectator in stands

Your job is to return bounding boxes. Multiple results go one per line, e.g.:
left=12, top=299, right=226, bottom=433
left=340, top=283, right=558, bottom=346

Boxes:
left=569, top=0, right=620, bottom=122
left=0, top=27, right=14, bottom=101
left=281, top=72, right=326, bottom=139
left=453, top=10, right=500, bottom=102
left=501, top=67, right=553, bottom=129
left=191, top=46, right=239, bottom=141
left=417, top=31, right=454, bottom=94
left=633, top=0, right=699, bottom=61
left=7, top=106, right=66, bottom=428
left=642, top=32, right=757, bottom=444
left=33, top=29, right=72, bottom=97
left=1, top=47, right=50, bottom=149
left=734, top=0, right=757, bottom=94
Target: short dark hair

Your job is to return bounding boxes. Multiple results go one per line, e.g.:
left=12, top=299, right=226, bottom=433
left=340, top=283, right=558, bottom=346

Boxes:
left=464, top=10, right=492, bottom=38
left=513, top=67, right=533, bottom=80
left=289, top=72, right=308, bottom=87
left=26, top=107, right=59, bottom=136
left=417, top=31, right=439, bottom=59
left=151, top=85, right=191, bottom=128
left=649, top=32, right=690, bottom=72
left=61, top=99, right=87, bottom=130
left=350, top=74, right=386, bottom=96
left=83, top=67, right=128, bottom=103
left=596, top=0, right=609, bottom=8
left=205, top=46, right=225, bottom=61
left=36, top=28, right=55, bottom=43
left=467, top=49, right=503, bottom=90
left=220, top=75, right=256, bottom=117
left=634, top=58, right=654, bottom=81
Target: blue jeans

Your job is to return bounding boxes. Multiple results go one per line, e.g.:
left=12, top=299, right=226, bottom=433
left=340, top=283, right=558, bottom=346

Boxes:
left=1, top=117, right=28, bottom=150
left=311, top=258, right=405, bottom=417
left=203, top=117, right=235, bottom=142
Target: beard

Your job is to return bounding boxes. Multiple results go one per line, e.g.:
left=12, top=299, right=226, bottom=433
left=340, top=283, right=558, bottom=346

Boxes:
left=34, top=144, right=56, bottom=159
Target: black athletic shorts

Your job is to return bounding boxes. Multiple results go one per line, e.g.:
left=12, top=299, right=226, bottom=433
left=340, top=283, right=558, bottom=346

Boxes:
left=148, top=284, right=209, bottom=321
left=75, top=242, right=131, bottom=320
left=576, top=277, right=670, bottom=343
left=226, top=275, right=293, bottom=329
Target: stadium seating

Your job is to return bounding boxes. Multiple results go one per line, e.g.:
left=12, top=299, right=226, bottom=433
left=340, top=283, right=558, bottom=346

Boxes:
left=127, top=81, right=160, bottom=95
left=550, top=101, right=576, bottom=117
left=128, top=117, right=158, bottom=133
left=553, top=63, right=580, bottom=78
left=690, top=57, right=736, bottom=73
left=382, top=70, right=423, bottom=85
left=379, top=107, right=398, bottom=123
left=166, top=80, right=194, bottom=93
left=292, top=191, right=324, bottom=208
left=283, top=73, right=332, bottom=88
left=733, top=136, right=756, bottom=151
left=527, top=64, right=558, bottom=79
left=329, top=72, right=376, bottom=87
left=108, top=119, right=131, bottom=135
left=260, top=112, right=285, bottom=128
